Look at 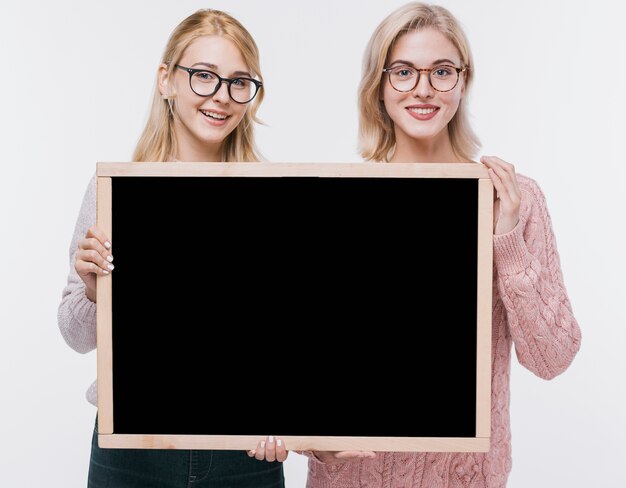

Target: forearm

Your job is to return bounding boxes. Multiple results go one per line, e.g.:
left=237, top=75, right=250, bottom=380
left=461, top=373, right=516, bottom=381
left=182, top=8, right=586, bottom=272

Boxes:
left=494, top=201, right=581, bottom=379
left=58, top=281, right=97, bottom=353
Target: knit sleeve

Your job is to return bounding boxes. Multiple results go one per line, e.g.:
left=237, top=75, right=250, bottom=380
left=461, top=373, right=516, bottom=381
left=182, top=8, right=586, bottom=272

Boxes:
left=57, top=175, right=98, bottom=354
left=493, top=176, right=581, bottom=380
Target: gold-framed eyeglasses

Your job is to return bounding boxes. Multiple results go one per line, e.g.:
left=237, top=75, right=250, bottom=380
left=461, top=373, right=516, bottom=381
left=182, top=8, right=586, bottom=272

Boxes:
left=382, top=65, right=467, bottom=93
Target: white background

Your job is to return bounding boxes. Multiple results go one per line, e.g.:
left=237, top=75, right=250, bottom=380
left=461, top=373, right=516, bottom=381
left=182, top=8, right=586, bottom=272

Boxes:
left=1, top=0, right=625, bottom=486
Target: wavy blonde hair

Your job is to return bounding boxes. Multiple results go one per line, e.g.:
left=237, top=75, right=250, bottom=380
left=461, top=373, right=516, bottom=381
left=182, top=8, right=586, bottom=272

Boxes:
left=358, top=2, right=480, bottom=162
left=132, top=9, right=264, bottom=162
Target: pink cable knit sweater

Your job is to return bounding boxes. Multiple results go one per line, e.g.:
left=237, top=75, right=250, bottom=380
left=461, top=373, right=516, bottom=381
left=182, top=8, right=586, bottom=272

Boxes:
left=58, top=173, right=580, bottom=488
left=305, top=174, right=581, bottom=488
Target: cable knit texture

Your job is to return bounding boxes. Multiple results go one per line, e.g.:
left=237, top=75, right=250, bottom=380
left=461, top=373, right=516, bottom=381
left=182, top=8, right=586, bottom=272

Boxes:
left=305, top=174, right=581, bottom=488
left=58, top=173, right=581, bottom=486
left=58, top=175, right=99, bottom=404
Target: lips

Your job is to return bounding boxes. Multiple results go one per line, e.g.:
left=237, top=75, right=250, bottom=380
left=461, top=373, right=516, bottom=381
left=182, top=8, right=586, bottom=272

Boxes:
left=406, top=105, right=439, bottom=121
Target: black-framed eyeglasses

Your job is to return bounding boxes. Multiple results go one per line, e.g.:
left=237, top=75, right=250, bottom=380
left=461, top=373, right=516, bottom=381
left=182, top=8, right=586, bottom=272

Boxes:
left=382, top=65, right=466, bottom=93
left=175, top=65, right=263, bottom=104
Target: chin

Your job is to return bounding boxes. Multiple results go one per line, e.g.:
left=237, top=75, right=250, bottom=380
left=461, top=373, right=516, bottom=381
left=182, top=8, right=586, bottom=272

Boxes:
left=401, top=127, right=443, bottom=141
left=196, top=129, right=231, bottom=145
left=204, top=133, right=228, bottom=143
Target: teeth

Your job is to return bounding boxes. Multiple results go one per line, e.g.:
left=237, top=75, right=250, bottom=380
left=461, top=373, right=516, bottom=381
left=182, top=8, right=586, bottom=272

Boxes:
left=200, top=110, right=227, bottom=120
left=408, top=107, right=437, bottom=115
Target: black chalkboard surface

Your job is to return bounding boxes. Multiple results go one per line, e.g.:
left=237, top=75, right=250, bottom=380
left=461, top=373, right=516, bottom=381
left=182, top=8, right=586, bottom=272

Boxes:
left=96, top=163, right=492, bottom=452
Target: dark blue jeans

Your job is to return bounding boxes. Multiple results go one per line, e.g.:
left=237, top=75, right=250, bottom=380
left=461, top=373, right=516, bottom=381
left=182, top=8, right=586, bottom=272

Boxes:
left=88, top=415, right=285, bottom=488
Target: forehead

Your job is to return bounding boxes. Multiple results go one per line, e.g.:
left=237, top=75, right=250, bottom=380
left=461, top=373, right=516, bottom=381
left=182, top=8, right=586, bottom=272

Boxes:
left=180, top=35, right=248, bottom=72
left=388, top=28, right=461, bottom=65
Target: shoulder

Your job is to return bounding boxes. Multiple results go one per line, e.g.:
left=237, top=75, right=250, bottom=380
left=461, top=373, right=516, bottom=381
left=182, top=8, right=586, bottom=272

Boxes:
left=516, top=173, right=543, bottom=196
left=86, top=173, right=97, bottom=197
left=83, top=174, right=98, bottom=206
left=82, top=173, right=97, bottom=210
left=75, top=173, right=98, bottom=227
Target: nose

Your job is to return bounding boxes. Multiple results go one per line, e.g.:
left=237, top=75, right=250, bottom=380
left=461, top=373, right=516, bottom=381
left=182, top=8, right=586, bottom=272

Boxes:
left=212, top=81, right=229, bottom=103
left=412, top=70, right=433, bottom=99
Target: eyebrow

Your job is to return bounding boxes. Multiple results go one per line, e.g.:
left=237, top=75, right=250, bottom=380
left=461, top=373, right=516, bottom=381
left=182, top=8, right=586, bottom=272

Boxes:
left=190, top=62, right=252, bottom=78
left=388, top=58, right=458, bottom=67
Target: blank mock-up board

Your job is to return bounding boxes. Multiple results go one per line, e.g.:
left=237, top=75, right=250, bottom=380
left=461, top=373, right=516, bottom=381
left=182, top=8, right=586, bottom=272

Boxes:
left=96, top=162, right=493, bottom=452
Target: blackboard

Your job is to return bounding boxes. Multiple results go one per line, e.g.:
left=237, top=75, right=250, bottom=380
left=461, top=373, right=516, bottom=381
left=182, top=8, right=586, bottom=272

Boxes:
left=96, top=163, right=493, bottom=452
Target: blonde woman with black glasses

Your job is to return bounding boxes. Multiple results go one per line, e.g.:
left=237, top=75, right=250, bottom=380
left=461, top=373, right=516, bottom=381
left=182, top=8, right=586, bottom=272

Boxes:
left=305, top=3, right=581, bottom=487
left=58, top=9, right=286, bottom=487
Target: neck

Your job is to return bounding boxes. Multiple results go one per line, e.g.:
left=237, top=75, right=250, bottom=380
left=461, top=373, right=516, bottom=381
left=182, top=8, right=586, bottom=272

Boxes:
left=389, top=128, right=466, bottom=163
left=172, top=121, right=224, bottom=162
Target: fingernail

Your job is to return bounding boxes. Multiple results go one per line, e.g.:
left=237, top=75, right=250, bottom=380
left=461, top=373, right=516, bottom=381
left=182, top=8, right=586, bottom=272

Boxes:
left=261, top=441, right=266, bottom=448
left=250, top=450, right=256, bottom=455
left=107, top=264, right=115, bottom=271
left=104, top=241, right=111, bottom=249
left=277, top=439, right=282, bottom=447
left=107, top=255, right=114, bottom=262
left=269, top=435, right=274, bottom=444
left=103, top=270, right=109, bottom=275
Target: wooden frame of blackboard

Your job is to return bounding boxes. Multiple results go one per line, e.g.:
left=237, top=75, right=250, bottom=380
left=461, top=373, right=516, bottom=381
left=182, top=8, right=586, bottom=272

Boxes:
left=96, top=162, right=493, bottom=452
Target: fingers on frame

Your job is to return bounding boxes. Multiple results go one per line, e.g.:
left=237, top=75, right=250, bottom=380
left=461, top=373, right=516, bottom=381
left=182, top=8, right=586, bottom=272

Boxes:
left=275, top=438, right=288, bottom=462
left=78, top=233, right=114, bottom=266
left=75, top=250, right=112, bottom=275
left=86, top=226, right=112, bottom=251
left=483, top=157, right=520, bottom=194
left=265, top=436, right=277, bottom=462
left=254, top=439, right=266, bottom=461
left=75, top=260, right=109, bottom=276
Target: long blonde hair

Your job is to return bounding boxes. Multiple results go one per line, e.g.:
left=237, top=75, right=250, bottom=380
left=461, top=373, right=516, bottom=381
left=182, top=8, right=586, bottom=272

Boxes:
left=358, top=2, right=480, bottom=162
left=132, top=9, right=264, bottom=162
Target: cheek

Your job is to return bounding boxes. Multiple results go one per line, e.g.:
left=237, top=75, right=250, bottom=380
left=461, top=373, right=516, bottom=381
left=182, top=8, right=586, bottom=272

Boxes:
left=177, top=89, right=199, bottom=115
left=443, top=92, right=462, bottom=113
left=231, top=105, right=248, bottom=125
left=382, top=86, right=404, bottom=114
left=173, top=77, right=191, bottom=102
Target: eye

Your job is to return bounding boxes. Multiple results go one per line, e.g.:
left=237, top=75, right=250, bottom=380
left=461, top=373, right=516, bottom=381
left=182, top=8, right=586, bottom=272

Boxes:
left=231, top=78, right=251, bottom=89
left=194, top=71, right=215, bottom=82
left=393, top=67, right=415, bottom=78
left=432, top=66, right=454, bottom=78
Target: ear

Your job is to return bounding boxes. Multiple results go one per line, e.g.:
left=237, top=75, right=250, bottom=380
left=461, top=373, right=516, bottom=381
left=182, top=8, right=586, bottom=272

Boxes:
left=158, top=63, right=173, bottom=98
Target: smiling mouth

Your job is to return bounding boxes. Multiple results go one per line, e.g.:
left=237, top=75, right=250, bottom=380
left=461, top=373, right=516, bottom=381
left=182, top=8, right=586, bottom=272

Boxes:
left=407, top=107, right=438, bottom=115
left=200, top=109, right=230, bottom=120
